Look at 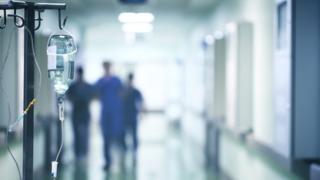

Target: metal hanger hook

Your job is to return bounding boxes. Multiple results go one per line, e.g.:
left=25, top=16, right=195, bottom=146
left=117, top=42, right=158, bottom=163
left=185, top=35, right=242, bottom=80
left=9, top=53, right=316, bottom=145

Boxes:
left=58, top=9, right=68, bottom=30
left=34, top=10, right=43, bottom=30
left=7, top=9, right=25, bottom=28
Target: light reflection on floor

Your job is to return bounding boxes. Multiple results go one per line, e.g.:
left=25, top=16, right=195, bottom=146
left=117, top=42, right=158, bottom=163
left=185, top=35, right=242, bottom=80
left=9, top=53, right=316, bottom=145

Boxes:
left=0, top=114, right=302, bottom=180
left=56, top=114, right=218, bottom=180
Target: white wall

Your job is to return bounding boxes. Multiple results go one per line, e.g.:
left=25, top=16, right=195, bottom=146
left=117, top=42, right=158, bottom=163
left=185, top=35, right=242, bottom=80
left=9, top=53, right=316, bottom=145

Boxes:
left=179, top=22, right=209, bottom=146
left=179, top=0, right=275, bottom=150
left=204, top=0, right=275, bottom=147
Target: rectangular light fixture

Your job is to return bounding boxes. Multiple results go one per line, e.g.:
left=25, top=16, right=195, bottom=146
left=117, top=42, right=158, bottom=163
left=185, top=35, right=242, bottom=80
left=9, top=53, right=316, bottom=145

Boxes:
left=122, top=23, right=153, bottom=33
left=118, top=12, right=155, bottom=23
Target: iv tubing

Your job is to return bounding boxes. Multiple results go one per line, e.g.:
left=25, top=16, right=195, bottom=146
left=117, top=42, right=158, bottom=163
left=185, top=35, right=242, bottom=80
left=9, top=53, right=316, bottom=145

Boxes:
left=8, top=26, right=43, bottom=131
left=52, top=98, right=65, bottom=179
left=56, top=101, right=64, bottom=162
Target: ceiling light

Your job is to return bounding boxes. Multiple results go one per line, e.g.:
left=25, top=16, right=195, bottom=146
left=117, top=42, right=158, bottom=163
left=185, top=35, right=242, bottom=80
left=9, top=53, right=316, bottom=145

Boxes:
left=122, top=23, right=154, bottom=33
left=118, top=12, right=155, bottom=23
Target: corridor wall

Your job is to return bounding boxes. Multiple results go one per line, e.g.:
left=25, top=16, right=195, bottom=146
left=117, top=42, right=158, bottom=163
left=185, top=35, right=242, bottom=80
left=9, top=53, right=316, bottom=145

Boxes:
left=272, top=0, right=320, bottom=162
left=273, top=0, right=292, bottom=159
left=291, top=0, right=320, bottom=160
left=205, top=0, right=275, bottom=149
left=211, top=37, right=226, bottom=122
left=225, top=22, right=253, bottom=132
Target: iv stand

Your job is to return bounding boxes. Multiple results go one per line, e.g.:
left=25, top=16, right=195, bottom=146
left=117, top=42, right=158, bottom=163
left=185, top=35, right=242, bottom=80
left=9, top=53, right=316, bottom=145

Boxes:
left=0, top=1, right=66, bottom=180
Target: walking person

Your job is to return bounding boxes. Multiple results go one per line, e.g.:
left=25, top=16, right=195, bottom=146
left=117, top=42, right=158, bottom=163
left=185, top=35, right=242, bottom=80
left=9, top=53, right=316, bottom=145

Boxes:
left=123, top=73, right=143, bottom=162
left=67, top=67, right=94, bottom=165
left=95, top=61, right=126, bottom=171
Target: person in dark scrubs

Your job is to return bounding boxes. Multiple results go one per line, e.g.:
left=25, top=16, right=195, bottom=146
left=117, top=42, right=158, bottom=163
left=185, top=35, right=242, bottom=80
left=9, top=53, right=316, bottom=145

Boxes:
left=67, top=67, right=94, bottom=163
left=123, top=73, right=143, bottom=157
left=95, top=61, right=125, bottom=171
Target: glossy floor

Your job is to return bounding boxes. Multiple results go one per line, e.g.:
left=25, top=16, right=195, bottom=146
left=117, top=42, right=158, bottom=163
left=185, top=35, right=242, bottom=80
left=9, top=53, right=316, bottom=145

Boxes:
left=0, top=114, right=302, bottom=180
left=55, top=114, right=301, bottom=180
left=56, top=115, right=222, bottom=180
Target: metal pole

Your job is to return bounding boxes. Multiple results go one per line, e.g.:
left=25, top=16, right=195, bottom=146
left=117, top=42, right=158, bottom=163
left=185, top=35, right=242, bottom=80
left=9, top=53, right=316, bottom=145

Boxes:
left=0, top=2, right=66, bottom=180
left=23, top=2, right=35, bottom=180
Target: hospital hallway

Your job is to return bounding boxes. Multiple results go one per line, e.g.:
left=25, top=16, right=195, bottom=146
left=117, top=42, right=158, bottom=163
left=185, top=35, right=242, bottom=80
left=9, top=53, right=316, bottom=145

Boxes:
left=2, top=0, right=320, bottom=179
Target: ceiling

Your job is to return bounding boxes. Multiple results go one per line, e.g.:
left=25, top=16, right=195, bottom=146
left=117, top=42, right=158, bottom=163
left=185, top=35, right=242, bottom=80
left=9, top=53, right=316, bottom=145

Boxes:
left=19, top=0, right=219, bottom=28
left=63, top=0, right=218, bottom=16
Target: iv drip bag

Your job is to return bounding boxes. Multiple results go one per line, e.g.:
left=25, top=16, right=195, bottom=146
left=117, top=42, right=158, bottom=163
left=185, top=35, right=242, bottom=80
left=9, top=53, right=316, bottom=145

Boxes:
left=47, top=34, right=77, bottom=95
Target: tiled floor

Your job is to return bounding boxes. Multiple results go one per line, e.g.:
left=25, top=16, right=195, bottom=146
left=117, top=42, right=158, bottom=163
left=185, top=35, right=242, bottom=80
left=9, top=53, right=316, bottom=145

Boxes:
left=0, top=114, right=302, bottom=180
left=219, top=132, right=301, bottom=180
left=0, top=144, right=23, bottom=180
left=56, top=114, right=221, bottom=180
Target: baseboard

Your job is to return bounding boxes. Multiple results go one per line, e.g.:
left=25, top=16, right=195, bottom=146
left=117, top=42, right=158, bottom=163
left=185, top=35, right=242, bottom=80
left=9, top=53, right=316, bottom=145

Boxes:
left=246, top=136, right=292, bottom=170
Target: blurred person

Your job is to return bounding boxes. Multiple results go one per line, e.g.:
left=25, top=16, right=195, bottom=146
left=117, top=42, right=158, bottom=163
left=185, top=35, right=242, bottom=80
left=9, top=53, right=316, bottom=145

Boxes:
left=123, top=73, right=143, bottom=158
left=67, top=67, right=94, bottom=163
left=95, top=61, right=126, bottom=171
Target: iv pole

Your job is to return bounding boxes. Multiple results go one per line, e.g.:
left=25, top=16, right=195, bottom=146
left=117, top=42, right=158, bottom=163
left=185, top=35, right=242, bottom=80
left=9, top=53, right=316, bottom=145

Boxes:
left=0, top=1, right=66, bottom=180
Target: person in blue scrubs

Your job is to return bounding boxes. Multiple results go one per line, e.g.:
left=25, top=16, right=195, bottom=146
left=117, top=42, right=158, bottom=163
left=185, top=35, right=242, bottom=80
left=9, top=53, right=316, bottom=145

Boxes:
left=123, top=73, right=143, bottom=157
left=95, top=61, right=125, bottom=171
left=67, top=67, right=94, bottom=162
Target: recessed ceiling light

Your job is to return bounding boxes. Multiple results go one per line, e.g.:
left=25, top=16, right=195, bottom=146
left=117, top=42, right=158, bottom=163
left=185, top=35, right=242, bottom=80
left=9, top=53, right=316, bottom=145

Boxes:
left=118, top=12, right=155, bottom=23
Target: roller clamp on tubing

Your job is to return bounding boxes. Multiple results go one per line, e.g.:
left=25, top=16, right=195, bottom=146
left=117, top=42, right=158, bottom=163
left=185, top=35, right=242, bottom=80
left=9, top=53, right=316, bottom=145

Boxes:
left=58, top=96, right=65, bottom=121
